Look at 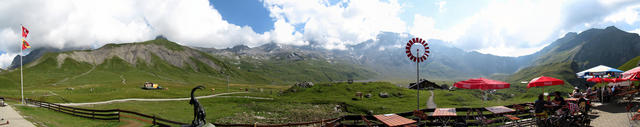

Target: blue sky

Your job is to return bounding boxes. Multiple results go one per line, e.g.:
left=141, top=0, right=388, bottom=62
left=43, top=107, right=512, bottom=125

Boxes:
left=210, top=0, right=274, bottom=33
left=1, top=0, right=640, bottom=69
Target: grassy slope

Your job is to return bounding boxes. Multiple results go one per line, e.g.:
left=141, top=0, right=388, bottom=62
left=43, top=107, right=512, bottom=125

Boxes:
left=505, top=62, right=575, bottom=99
left=10, top=102, right=123, bottom=127
left=619, top=56, right=640, bottom=71
left=0, top=39, right=374, bottom=103
left=70, top=82, right=542, bottom=124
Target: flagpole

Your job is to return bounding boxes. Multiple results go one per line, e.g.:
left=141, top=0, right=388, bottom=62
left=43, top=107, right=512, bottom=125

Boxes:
left=20, top=35, right=24, bottom=104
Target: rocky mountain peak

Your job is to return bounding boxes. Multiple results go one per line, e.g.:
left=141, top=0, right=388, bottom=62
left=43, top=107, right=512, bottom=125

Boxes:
left=54, top=38, right=221, bottom=71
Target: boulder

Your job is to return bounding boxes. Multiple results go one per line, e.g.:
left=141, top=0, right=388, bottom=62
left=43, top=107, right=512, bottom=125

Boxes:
left=379, top=92, right=389, bottom=98
left=295, top=81, right=314, bottom=88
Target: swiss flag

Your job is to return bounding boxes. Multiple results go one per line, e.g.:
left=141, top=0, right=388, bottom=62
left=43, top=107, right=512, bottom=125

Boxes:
left=22, top=26, right=29, bottom=38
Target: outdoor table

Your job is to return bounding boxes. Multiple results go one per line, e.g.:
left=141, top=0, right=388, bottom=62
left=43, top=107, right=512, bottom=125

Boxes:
left=565, top=98, right=578, bottom=102
left=485, top=106, right=515, bottom=114
left=566, top=98, right=589, bottom=103
left=373, top=114, right=416, bottom=127
left=431, top=108, right=456, bottom=126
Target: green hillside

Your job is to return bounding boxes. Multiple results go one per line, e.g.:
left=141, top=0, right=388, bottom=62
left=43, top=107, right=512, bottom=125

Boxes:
left=618, top=56, right=640, bottom=71
left=0, top=38, right=375, bottom=103
left=69, top=82, right=530, bottom=124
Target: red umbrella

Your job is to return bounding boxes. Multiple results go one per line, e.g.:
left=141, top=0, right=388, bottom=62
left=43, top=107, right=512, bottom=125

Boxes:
left=603, top=78, right=614, bottom=83
left=623, top=66, right=640, bottom=78
left=454, top=78, right=510, bottom=106
left=622, top=73, right=639, bottom=81
left=527, top=76, right=564, bottom=88
left=611, top=78, right=628, bottom=83
left=454, top=78, right=510, bottom=90
left=527, top=76, right=564, bottom=94
left=587, top=77, right=605, bottom=83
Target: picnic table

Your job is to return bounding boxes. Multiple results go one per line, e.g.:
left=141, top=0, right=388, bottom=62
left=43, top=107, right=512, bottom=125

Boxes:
left=485, top=106, right=517, bottom=124
left=566, top=98, right=589, bottom=103
left=373, top=114, right=416, bottom=127
left=432, top=108, right=457, bottom=116
left=485, top=106, right=515, bottom=114
left=431, top=108, right=456, bottom=126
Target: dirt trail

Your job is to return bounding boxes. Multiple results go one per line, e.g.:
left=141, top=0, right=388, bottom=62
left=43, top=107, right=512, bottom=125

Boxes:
left=51, top=65, right=96, bottom=86
left=57, top=92, right=272, bottom=106
left=427, top=90, right=436, bottom=108
left=119, top=75, right=126, bottom=85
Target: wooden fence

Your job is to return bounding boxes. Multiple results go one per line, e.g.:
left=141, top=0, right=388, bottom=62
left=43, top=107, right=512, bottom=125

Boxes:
left=8, top=97, right=337, bottom=127
left=4, top=97, right=540, bottom=127
left=23, top=98, right=185, bottom=127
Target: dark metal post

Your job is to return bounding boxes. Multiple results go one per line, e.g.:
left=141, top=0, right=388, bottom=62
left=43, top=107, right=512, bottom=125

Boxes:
left=416, top=48, right=420, bottom=124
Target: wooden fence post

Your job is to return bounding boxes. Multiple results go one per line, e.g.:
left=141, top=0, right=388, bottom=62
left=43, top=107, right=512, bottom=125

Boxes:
left=92, top=111, right=95, bottom=119
left=154, top=115, right=158, bottom=126
left=117, top=110, right=121, bottom=122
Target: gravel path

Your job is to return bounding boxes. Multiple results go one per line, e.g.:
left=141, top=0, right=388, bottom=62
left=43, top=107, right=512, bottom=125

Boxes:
left=427, top=90, right=436, bottom=108
left=591, top=102, right=640, bottom=127
left=57, top=92, right=256, bottom=106
left=0, top=104, right=36, bottom=127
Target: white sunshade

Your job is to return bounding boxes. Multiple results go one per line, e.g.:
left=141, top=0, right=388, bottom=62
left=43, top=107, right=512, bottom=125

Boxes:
left=576, top=65, right=624, bottom=78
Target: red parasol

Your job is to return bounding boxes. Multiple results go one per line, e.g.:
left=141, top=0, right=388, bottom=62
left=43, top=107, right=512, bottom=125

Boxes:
left=527, top=76, right=564, bottom=88
left=622, top=73, right=639, bottom=81
left=603, top=78, right=614, bottom=83
left=622, top=66, right=640, bottom=78
left=454, top=78, right=510, bottom=106
left=587, top=77, right=605, bottom=83
left=454, top=78, right=510, bottom=90
left=611, top=78, right=628, bottom=83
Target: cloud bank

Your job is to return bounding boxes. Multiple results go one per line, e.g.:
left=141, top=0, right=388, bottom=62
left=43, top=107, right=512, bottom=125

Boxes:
left=1, top=0, right=640, bottom=69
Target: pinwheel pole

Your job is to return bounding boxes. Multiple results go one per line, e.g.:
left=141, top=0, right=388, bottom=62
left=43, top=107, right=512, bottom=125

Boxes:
left=405, top=37, right=430, bottom=112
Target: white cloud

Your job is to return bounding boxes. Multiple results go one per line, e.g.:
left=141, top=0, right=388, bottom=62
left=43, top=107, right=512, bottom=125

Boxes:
left=631, top=28, right=640, bottom=34
left=0, top=0, right=274, bottom=53
left=409, top=14, right=444, bottom=40
left=0, top=0, right=290, bottom=68
left=0, top=53, right=16, bottom=69
left=264, top=0, right=407, bottom=50
left=437, top=1, right=447, bottom=12
left=452, top=0, right=564, bottom=52
left=269, top=18, right=306, bottom=45
left=604, top=5, right=640, bottom=25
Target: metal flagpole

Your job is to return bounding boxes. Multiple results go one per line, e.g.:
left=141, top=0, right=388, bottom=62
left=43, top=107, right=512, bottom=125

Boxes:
left=20, top=33, right=24, bottom=104
left=416, top=48, right=420, bottom=111
left=416, top=48, right=420, bottom=124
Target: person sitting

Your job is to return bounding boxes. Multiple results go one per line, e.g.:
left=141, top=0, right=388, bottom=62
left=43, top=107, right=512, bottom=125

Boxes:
left=552, top=91, right=567, bottom=115
left=535, top=94, right=552, bottom=118
left=572, top=88, right=583, bottom=98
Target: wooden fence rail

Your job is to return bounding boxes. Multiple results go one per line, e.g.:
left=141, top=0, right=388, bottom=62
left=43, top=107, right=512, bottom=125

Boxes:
left=10, top=97, right=336, bottom=127
left=4, top=97, right=538, bottom=127
left=22, top=98, right=183, bottom=126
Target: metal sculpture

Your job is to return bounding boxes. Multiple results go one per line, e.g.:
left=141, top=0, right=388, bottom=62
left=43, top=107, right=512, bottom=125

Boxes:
left=189, top=86, right=207, bottom=127
left=405, top=37, right=430, bottom=124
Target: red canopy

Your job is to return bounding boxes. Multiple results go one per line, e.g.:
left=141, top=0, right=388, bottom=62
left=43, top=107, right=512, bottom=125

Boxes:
left=587, top=77, right=605, bottom=83
left=622, top=73, right=639, bottom=81
left=622, top=66, right=640, bottom=77
left=454, top=78, right=510, bottom=90
left=527, top=76, right=564, bottom=88
left=611, top=78, right=629, bottom=83
left=603, top=78, right=614, bottom=83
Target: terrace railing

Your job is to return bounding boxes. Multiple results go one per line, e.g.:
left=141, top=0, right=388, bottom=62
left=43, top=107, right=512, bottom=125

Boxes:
left=5, top=97, right=539, bottom=127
